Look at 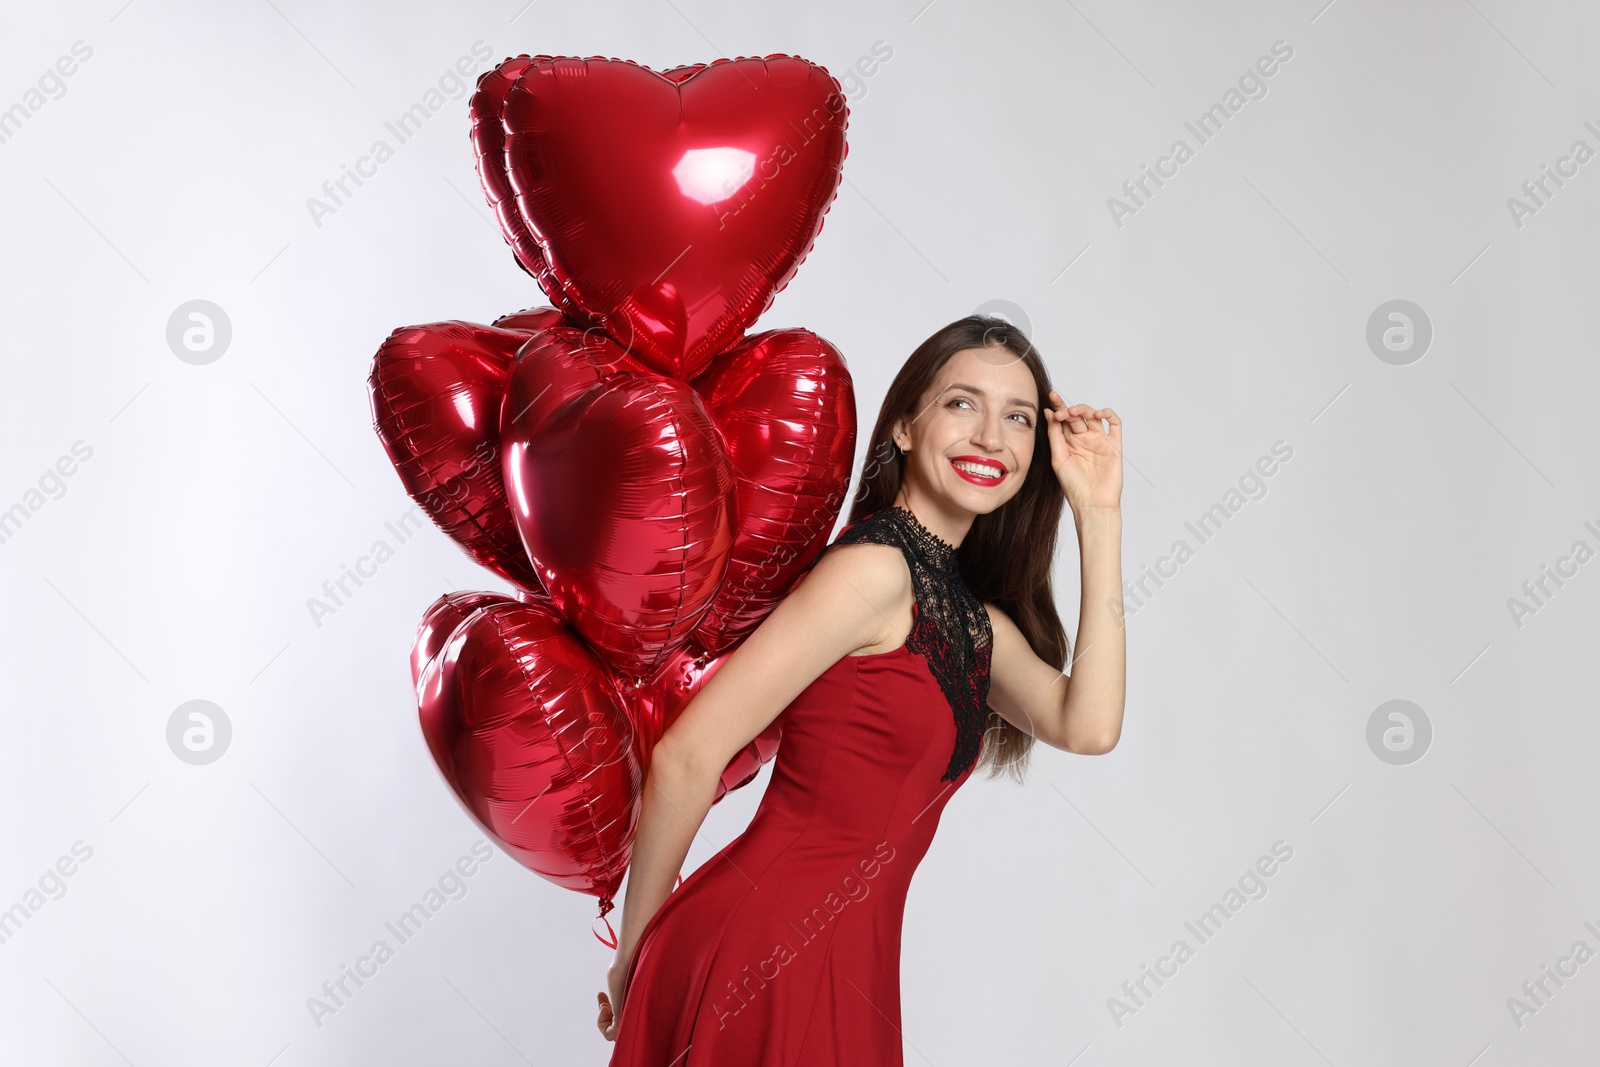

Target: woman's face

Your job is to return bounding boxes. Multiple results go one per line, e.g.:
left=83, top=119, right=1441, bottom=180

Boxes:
left=892, top=345, right=1040, bottom=514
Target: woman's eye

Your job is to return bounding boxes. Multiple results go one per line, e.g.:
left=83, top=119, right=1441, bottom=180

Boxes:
left=948, top=397, right=1030, bottom=426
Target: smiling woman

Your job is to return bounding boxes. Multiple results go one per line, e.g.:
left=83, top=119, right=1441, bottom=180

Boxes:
left=853, top=314, right=1123, bottom=773
left=600, top=314, right=1127, bottom=1063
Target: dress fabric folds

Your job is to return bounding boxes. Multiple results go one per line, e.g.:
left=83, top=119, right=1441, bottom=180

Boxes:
left=609, top=504, right=993, bottom=1067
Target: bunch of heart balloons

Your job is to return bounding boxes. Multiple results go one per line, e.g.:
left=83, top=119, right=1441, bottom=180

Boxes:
left=366, top=53, right=858, bottom=937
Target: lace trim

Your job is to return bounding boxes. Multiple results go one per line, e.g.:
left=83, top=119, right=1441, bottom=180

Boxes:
left=887, top=504, right=958, bottom=572
left=831, top=505, right=993, bottom=780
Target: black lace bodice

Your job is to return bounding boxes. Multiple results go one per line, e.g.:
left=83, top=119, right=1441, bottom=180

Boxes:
left=830, top=503, right=993, bottom=781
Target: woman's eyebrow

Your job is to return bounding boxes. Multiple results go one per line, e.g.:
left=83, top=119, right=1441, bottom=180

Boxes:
left=942, top=382, right=1039, bottom=412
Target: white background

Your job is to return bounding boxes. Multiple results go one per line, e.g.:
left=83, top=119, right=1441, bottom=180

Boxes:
left=2, top=0, right=1598, bottom=1064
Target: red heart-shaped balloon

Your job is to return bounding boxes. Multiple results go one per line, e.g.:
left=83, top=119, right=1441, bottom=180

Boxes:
left=498, top=55, right=849, bottom=379
left=491, top=306, right=568, bottom=334
left=411, top=589, right=511, bottom=690
left=500, top=326, right=653, bottom=444
left=416, top=598, right=641, bottom=910
left=635, top=641, right=783, bottom=801
left=368, top=320, right=545, bottom=590
left=472, top=57, right=702, bottom=311
left=688, top=328, right=857, bottom=656
left=502, top=330, right=736, bottom=682
left=470, top=58, right=587, bottom=320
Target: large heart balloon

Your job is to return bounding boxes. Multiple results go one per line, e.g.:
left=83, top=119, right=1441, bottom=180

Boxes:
left=416, top=597, right=641, bottom=912
left=687, top=328, right=857, bottom=656
left=469, top=57, right=585, bottom=319
left=369, top=320, right=548, bottom=590
left=413, top=593, right=774, bottom=897
left=471, top=57, right=702, bottom=314
left=497, top=55, right=849, bottom=380
left=502, top=330, right=736, bottom=683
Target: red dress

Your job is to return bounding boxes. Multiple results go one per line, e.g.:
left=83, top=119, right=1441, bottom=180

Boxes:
left=609, top=504, right=994, bottom=1066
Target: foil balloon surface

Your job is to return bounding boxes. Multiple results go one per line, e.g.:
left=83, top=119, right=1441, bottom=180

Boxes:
left=688, top=328, right=856, bottom=657
left=383, top=49, right=857, bottom=922
left=368, top=320, right=543, bottom=591
left=410, top=590, right=509, bottom=690
left=636, top=642, right=783, bottom=801
left=488, top=54, right=849, bottom=379
left=416, top=597, right=641, bottom=915
left=413, top=592, right=783, bottom=922
left=501, top=328, right=737, bottom=684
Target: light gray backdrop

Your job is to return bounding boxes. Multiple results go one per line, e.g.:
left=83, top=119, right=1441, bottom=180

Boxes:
left=2, top=0, right=1597, bottom=1064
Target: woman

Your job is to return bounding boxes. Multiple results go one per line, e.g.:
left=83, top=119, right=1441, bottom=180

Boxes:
left=598, top=314, right=1126, bottom=1063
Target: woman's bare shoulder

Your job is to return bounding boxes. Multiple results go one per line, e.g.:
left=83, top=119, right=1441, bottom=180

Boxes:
left=803, top=538, right=912, bottom=602
left=655, top=536, right=913, bottom=771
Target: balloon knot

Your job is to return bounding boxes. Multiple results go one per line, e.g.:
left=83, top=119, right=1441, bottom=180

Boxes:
left=593, top=898, right=619, bottom=949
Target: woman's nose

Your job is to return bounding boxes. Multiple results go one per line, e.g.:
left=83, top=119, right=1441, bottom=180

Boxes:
left=972, top=414, right=1003, bottom=449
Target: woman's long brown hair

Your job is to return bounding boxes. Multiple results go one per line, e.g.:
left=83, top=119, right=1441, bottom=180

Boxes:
left=847, top=314, right=1069, bottom=783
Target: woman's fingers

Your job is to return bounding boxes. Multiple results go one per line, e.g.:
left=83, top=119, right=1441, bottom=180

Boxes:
left=1043, top=394, right=1068, bottom=444
left=1048, top=393, right=1122, bottom=450
left=1068, top=404, right=1114, bottom=436
left=1098, top=407, right=1122, bottom=444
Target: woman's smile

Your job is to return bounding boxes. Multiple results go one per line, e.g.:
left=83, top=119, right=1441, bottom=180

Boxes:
left=948, top=455, right=1007, bottom=486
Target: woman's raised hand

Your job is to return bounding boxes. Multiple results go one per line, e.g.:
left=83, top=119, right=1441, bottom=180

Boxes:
left=1043, top=390, right=1123, bottom=515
